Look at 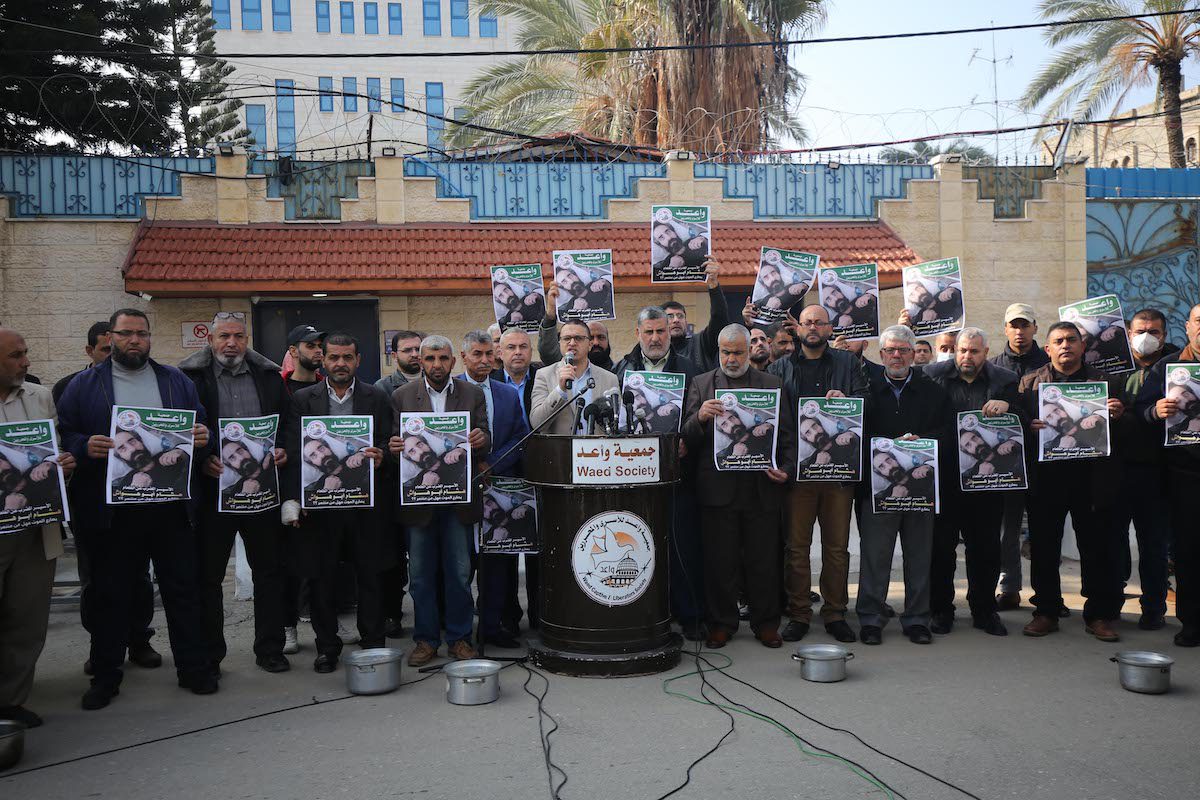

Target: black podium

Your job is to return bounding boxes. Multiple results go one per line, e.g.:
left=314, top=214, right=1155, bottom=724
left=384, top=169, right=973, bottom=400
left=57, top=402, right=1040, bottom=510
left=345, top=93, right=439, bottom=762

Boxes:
left=524, top=433, right=683, bottom=677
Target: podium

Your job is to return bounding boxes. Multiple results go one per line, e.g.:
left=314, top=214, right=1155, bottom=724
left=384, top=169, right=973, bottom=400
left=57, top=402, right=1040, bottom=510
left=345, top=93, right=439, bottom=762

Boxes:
left=523, top=432, right=683, bottom=677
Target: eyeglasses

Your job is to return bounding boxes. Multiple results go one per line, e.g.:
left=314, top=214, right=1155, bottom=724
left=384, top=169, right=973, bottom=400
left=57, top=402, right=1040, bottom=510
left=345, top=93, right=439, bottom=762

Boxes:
left=799, top=320, right=831, bottom=328
left=214, top=311, right=246, bottom=321
left=560, top=335, right=587, bottom=343
left=111, top=330, right=152, bottom=339
left=880, top=347, right=913, bottom=356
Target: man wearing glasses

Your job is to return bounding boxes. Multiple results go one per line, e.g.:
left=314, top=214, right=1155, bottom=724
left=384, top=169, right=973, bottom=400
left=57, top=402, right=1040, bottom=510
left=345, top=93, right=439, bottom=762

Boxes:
left=530, top=321, right=619, bottom=434
left=57, top=309, right=214, bottom=710
left=769, top=304, right=868, bottom=644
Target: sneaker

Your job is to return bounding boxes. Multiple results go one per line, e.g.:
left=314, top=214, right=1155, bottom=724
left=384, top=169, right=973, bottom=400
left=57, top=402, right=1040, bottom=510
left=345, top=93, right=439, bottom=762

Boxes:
left=408, top=641, right=437, bottom=667
left=448, top=639, right=478, bottom=660
left=283, top=626, right=300, bottom=654
left=337, top=620, right=360, bottom=645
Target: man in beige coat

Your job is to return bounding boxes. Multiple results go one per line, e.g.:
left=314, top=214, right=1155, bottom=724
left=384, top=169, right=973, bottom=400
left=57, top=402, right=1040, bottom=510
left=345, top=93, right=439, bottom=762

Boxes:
left=530, top=320, right=619, bottom=434
left=0, top=328, right=75, bottom=728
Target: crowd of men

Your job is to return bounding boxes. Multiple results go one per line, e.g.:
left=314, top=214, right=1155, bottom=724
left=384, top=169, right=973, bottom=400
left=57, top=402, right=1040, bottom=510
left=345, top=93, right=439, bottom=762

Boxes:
left=0, top=255, right=1196, bottom=732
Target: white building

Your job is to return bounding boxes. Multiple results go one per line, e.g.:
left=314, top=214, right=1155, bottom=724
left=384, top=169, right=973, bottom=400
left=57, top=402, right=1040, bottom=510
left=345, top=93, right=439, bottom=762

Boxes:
left=210, top=0, right=520, bottom=155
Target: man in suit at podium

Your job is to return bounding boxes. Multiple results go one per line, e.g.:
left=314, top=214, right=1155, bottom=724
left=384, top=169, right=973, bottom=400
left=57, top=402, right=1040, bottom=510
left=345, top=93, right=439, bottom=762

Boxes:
left=530, top=320, right=619, bottom=434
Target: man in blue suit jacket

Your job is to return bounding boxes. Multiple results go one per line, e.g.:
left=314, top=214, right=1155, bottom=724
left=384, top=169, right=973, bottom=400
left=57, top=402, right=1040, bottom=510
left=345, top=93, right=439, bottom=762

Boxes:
left=457, top=330, right=530, bottom=649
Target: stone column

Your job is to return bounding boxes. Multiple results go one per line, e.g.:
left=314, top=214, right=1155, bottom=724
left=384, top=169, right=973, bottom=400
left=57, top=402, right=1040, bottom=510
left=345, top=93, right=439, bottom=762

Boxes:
left=215, top=148, right=250, bottom=225
left=375, top=153, right=406, bottom=224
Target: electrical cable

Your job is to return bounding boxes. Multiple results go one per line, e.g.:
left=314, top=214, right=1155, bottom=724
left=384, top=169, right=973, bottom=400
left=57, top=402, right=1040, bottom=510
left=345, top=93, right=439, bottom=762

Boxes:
left=519, top=663, right=569, bottom=800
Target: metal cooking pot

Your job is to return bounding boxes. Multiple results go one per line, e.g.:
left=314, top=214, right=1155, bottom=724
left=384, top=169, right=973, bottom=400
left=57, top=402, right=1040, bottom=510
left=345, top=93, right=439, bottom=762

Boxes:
left=345, top=648, right=405, bottom=695
left=1110, top=651, right=1174, bottom=694
left=444, top=659, right=502, bottom=705
left=0, top=720, right=25, bottom=771
left=791, top=644, right=854, bottom=683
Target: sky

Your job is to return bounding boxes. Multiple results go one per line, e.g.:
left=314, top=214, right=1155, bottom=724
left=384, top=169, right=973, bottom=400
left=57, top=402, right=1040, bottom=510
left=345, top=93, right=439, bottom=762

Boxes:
left=793, top=0, right=1183, bottom=160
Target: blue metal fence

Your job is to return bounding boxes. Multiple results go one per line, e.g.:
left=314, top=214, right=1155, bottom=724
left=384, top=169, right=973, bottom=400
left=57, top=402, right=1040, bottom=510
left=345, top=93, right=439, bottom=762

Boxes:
left=0, top=155, right=214, bottom=218
left=1085, top=168, right=1200, bottom=199
left=249, top=159, right=374, bottom=220
left=692, top=162, right=934, bottom=218
left=403, top=159, right=667, bottom=220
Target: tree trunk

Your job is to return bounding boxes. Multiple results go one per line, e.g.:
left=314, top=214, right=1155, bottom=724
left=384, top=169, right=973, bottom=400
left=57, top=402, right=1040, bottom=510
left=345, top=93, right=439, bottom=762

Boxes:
left=1158, top=57, right=1186, bottom=168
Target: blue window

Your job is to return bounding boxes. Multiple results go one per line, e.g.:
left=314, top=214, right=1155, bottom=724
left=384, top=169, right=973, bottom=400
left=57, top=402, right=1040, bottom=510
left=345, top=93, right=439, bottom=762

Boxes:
left=479, top=12, right=497, bottom=37
left=272, top=0, right=291, bottom=30
left=316, top=0, right=330, bottom=31
left=367, top=78, right=382, bottom=112
left=340, top=1, right=354, bottom=32
left=212, top=0, right=232, bottom=29
left=450, top=0, right=467, bottom=36
left=423, top=0, right=440, bottom=35
left=319, top=76, right=334, bottom=111
left=343, top=77, right=358, bottom=111
left=426, top=81, right=444, bottom=149
left=390, top=78, right=405, bottom=112
left=245, top=105, right=267, bottom=153
left=241, top=0, right=262, bottom=29
left=276, top=80, right=296, bottom=155
left=387, top=2, right=402, bottom=34
left=364, top=2, right=378, bottom=33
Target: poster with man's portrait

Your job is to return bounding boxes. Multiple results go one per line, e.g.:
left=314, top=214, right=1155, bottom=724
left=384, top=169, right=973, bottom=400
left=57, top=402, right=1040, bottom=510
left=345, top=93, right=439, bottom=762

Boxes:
left=478, top=477, right=538, bottom=554
left=218, top=415, right=280, bottom=513
left=0, top=418, right=70, bottom=534
left=491, top=264, right=546, bottom=333
left=650, top=205, right=712, bottom=283
left=713, top=388, right=779, bottom=471
left=957, top=411, right=1027, bottom=491
left=750, top=248, right=819, bottom=325
left=106, top=407, right=196, bottom=504
left=1164, top=363, right=1200, bottom=447
left=1037, top=382, right=1110, bottom=461
left=399, top=412, right=472, bottom=506
left=619, top=371, right=685, bottom=434
left=870, top=437, right=939, bottom=513
left=1059, top=295, right=1134, bottom=374
left=817, top=263, right=880, bottom=341
left=299, top=415, right=374, bottom=509
left=796, top=397, right=863, bottom=482
left=552, top=249, right=616, bottom=323
left=903, top=257, right=966, bottom=337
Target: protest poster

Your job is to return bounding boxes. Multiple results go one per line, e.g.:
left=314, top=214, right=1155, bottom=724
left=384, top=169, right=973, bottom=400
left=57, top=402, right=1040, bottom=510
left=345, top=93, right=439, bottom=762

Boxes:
left=106, top=406, right=196, bottom=504
left=870, top=437, right=939, bottom=513
left=0, top=418, right=69, bottom=534
left=620, top=371, right=685, bottom=434
left=1037, top=382, right=1110, bottom=461
left=399, top=412, right=472, bottom=506
left=1058, top=295, right=1134, bottom=374
left=902, top=257, right=966, bottom=337
left=552, top=249, right=616, bottom=323
left=749, top=247, right=819, bottom=325
left=817, top=263, right=880, bottom=341
left=957, top=411, right=1027, bottom=491
left=491, top=264, right=546, bottom=333
left=299, top=415, right=374, bottom=509
left=478, top=477, right=539, bottom=554
left=217, top=415, right=280, bottom=513
left=650, top=205, right=712, bottom=283
left=796, top=397, right=863, bottom=481
left=713, top=388, right=779, bottom=471
left=1163, top=363, right=1200, bottom=446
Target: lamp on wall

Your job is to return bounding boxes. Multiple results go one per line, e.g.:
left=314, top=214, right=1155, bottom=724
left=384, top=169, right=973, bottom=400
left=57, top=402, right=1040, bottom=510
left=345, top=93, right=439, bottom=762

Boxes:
left=217, top=144, right=235, bottom=156
left=381, top=146, right=397, bottom=157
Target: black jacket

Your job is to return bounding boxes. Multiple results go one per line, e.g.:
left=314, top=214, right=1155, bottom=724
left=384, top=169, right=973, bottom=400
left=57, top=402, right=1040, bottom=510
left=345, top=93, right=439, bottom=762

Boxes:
left=614, top=346, right=699, bottom=386
left=861, top=369, right=950, bottom=504
left=768, top=346, right=868, bottom=402
left=1136, top=350, right=1200, bottom=477
left=922, top=359, right=1022, bottom=484
left=670, top=286, right=731, bottom=373
left=989, top=341, right=1050, bottom=379
left=1111, top=344, right=1179, bottom=466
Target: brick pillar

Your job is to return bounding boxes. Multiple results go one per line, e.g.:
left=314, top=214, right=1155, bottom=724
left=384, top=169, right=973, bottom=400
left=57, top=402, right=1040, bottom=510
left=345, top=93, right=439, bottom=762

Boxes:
left=375, top=153, right=406, bottom=224
left=665, top=150, right=696, bottom=203
left=1060, top=158, right=1089, bottom=301
left=929, top=154, right=964, bottom=261
left=215, top=149, right=250, bottom=224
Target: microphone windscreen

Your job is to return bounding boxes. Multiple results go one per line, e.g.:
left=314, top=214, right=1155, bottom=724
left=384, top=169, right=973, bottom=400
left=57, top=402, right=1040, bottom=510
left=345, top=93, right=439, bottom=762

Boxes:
left=622, top=389, right=636, bottom=404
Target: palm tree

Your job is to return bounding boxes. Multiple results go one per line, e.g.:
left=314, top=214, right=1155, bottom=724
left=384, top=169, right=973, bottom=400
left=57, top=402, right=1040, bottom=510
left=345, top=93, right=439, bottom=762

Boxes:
left=446, top=0, right=824, bottom=152
left=878, top=139, right=996, bottom=165
left=1020, top=0, right=1200, bottom=168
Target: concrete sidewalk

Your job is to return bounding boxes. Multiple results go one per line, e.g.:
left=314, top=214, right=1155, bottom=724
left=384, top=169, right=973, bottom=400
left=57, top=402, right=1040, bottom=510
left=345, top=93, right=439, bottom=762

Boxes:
left=3, top=559, right=1197, bottom=800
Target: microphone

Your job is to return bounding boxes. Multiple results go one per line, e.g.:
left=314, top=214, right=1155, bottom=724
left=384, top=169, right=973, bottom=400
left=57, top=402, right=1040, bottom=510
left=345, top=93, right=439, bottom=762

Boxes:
left=634, top=405, right=651, bottom=434
left=622, top=389, right=637, bottom=434
left=582, top=401, right=602, bottom=435
left=602, top=388, right=622, bottom=436
left=564, top=352, right=576, bottom=391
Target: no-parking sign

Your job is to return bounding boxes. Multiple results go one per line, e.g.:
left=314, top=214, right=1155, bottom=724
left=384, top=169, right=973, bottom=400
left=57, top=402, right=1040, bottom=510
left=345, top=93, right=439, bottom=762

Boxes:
left=182, top=321, right=210, bottom=350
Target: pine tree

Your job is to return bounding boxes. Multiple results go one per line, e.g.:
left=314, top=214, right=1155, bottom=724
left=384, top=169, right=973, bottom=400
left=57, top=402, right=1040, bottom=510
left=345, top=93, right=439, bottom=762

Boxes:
left=165, top=0, right=249, bottom=153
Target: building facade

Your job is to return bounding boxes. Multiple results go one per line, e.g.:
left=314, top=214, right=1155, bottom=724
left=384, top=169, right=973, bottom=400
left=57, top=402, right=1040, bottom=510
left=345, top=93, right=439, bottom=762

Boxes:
left=1063, top=85, right=1200, bottom=169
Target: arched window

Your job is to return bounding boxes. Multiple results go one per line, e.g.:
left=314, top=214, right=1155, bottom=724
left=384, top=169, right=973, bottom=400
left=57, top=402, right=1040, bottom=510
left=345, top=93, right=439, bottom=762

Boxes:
left=1110, top=160, right=1119, bottom=168
left=1187, top=138, right=1197, bottom=164
left=1122, top=156, right=1131, bottom=167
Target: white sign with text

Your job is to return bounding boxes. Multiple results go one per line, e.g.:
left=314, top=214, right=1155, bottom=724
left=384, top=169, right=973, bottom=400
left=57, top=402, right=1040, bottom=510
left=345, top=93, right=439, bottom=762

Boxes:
left=572, top=438, right=660, bottom=484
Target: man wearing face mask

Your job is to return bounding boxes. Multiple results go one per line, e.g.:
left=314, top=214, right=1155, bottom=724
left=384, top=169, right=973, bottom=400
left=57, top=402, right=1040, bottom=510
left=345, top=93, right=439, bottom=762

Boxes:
left=1108, top=309, right=1178, bottom=632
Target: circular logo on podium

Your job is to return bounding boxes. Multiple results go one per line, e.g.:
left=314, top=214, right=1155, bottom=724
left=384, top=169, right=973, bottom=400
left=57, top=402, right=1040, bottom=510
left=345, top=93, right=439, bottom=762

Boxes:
left=571, top=510, right=655, bottom=607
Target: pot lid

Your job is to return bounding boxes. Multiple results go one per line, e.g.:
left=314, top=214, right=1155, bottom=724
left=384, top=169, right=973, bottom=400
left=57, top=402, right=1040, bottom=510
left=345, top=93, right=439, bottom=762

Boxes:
left=1114, top=650, right=1174, bottom=667
left=444, top=659, right=504, bottom=678
left=793, top=644, right=850, bottom=661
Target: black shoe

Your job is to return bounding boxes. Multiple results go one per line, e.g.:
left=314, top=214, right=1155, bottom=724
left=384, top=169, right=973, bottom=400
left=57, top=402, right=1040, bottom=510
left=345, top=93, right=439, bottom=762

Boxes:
left=314, top=654, right=338, bottom=673
left=1058, top=606, right=1071, bottom=618
left=81, top=683, right=119, bottom=711
left=825, top=620, right=857, bottom=643
left=1175, top=627, right=1200, bottom=648
left=1137, top=614, right=1165, bottom=631
left=83, top=659, right=94, bottom=676
left=883, top=604, right=897, bottom=618
left=186, top=674, right=219, bottom=695
left=809, top=591, right=822, bottom=604
left=906, top=625, right=933, bottom=645
left=384, top=618, right=406, bottom=639
left=680, top=622, right=705, bottom=642
left=860, top=625, right=882, bottom=645
left=128, top=642, right=163, bottom=669
left=0, top=705, right=43, bottom=728
left=256, top=654, right=291, bottom=673
left=972, top=614, right=1009, bottom=636
left=483, top=634, right=522, bottom=649
left=781, top=621, right=810, bottom=642
left=930, top=612, right=954, bottom=635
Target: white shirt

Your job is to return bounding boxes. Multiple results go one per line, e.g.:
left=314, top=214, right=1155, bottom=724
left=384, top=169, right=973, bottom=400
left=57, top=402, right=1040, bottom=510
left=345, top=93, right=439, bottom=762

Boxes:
left=426, top=378, right=453, bottom=414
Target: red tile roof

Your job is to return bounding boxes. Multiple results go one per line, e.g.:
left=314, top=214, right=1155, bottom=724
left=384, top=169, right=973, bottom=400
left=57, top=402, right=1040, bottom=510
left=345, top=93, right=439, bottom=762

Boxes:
left=123, top=220, right=918, bottom=295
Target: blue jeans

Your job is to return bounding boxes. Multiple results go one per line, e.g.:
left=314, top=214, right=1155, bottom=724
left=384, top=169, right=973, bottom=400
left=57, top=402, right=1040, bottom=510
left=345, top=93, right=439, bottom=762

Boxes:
left=408, top=511, right=474, bottom=647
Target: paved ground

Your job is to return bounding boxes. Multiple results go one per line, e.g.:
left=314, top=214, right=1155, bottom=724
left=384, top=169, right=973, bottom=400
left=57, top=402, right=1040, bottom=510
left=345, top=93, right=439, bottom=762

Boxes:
left=3, top=554, right=1197, bottom=800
